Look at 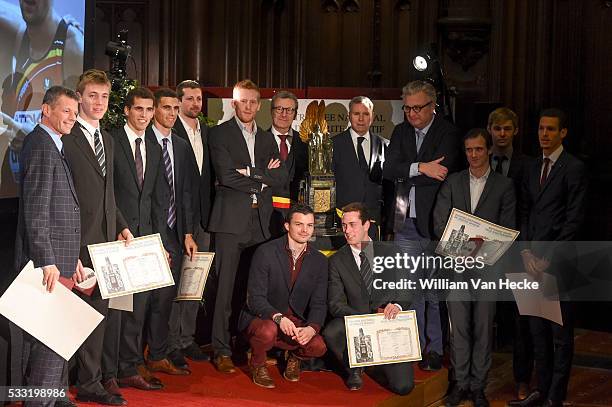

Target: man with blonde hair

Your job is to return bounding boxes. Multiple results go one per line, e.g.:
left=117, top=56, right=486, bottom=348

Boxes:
left=208, top=79, right=288, bottom=373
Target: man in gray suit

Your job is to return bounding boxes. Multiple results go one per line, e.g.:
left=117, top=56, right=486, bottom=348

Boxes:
left=432, top=128, right=516, bottom=407
left=13, top=86, right=81, bottom=407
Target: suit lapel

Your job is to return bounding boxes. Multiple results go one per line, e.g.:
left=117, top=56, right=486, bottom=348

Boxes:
left=341, top=246, right=367, bottom=297
left=117, top=129, right=140, bottom=189
left=74, top=125, right=104, bottom=178
left=59, top=152, right=79, bottom=204
left=275, top=243, right=291, bottom=289
left=143, top=134, right=159, bottom=192
left=171, top=134, right=180, bottom=188
left=415, top=117, right=439, bottom=162
left=473, top=171, right=495, bottom=214
left=537, top=150, right=566, bottom=199
left=230, top=119, right=253, bottom=165
left=461, top=171, right=472, bottom=213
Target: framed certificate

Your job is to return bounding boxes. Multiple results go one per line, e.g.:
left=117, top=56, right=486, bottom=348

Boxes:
left=87, top=233, right=174, bottom=299
left=344, top=310, right=422, bottom=368
left=175, top=252, right=214, bottom=301
left=435, top=208, right=520, bottom=266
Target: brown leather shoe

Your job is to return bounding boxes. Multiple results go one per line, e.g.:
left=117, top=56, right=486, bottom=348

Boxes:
left=251, top=365, right=275, bottom=389
left=103, top=377, right=123, bottom=396
left=283, top=354, right=301, bottom=382
left=147, top=358, right=190, bottom=375
left=117, top=374, right=163, bottom=390
left=213, top=355, right=236, bottom=374
left=136, top=364, right=163, bottom=386
left=517, top=382, right=530, bottom=400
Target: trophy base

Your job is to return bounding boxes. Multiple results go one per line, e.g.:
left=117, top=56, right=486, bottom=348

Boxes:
left=299, top=173, right=338, bottom=237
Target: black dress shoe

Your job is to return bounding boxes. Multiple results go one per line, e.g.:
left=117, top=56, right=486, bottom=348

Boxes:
left=76, top=391, right=127, bottom=406
left=345, top=368, right=363, bottom=391
left=182, top=342, right=211, bottom=361
left=472, top=389, right=490, bottom=407
left=543, top=400, right=563, bottom=407
left=508, top=390, right=544, bottom=407
left=446, top=386, right=469, bottom=407
left=169, top=349, right=190, bottom=369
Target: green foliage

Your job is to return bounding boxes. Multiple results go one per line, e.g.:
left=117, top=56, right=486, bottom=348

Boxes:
left=197, top=112, right=217, bottom=128
left=100, top=78, right=139, bottom=132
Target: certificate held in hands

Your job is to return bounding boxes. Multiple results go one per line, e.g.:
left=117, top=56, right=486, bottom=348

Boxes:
left=176, top=252, right=214, bottom=301
left=0, top=261, right=104, bottom=361
left=344, top=310, right=422, bottom=368
left=87, top=233, right=174, bottom=299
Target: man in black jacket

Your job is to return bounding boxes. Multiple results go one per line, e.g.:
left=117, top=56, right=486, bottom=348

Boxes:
left=208, top=79, right=288, bottom=373
left=238, top=204, right=327, bottom=388
left=268, top=91, right=308, bottom=237
left=323, top=202, right=414, bottom=395
left=333, top=96, right=390, bottom=239
left=383, top=80, right=461, bottom=370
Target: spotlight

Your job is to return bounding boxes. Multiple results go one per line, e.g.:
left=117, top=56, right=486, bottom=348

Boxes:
left=412, top=55, right=430, bottom=72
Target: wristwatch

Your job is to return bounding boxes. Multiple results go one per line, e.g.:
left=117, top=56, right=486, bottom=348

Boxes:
left=273, top=314, right=284, bottom=325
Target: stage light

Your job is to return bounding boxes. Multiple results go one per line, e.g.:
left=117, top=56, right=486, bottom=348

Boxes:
left=413, top=55, right=429, bottom=72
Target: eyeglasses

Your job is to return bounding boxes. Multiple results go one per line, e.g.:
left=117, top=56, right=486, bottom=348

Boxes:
left=402, top=101, right=433, bottom=114
left=272, top=106, right=297, bottom=114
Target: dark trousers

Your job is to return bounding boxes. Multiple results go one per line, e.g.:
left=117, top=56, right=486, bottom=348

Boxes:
left=512, top=304, right=534, bottom=384
left=212, top=208, right=266, bottom=356
left=101, top=308, right=121, bottom=381
left=74, top=289, right=109, bottom=396
left=323, top=317, right=414, bottom=396
left=146, top=225, right=182, bottom=361
left=530, top=302, right=574, bottom=402
left=447, top=300, right=496, bottom=391
left=22, top=334, right=65, bottom=407
left=245, top=316, right=326, bottom=368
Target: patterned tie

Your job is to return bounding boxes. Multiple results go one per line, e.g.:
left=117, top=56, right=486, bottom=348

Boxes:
left=162, top=138, right=176, bottom=228
left=357, top=136, right=369, bottom=173
left=359, top=251, right=373, bottom=295
left=278, top=134, right=289, bottom=162
left=494, top=156, right=507, bottom=174
left=94, top=129, right=106, bottom=176
left=134, top=137, right=144, bottom=190
left=540, top=157, right=551, bottom=187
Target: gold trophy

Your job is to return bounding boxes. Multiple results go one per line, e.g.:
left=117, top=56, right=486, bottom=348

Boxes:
left=298, top=101, right=337, bottom=235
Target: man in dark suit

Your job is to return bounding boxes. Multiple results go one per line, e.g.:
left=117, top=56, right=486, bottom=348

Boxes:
left=383, top=80, right=461, bottom=370
left=433, top=129, right=516, bottom=407
left=323, top=202, right=414, bottom=395
left=147, top=88, right=198, bottom=374
left=13, top=86, right=81, bottom=407
left=333, top=96, right=389, bottom=239
left=62, top=69, right=131, bottom=406
left=268, top=91, right=308, bottom=237
left=208, top=79, right=288, bottom=373
left=509, top=109, right=587, bottom=407
left=238, top=204, right=327, bottom=388
left=106, top=87, right=167, bottom=391
left=487, top=107, right=534, bottom=399
left=168, top=80, right=212, bottom=364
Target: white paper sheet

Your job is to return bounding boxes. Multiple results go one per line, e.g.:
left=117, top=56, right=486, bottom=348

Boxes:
left=506, top=272, right=563, bottom=326
left=0, top=261, right=104, bottom=360
left=109, top=294, right=133, bottom=312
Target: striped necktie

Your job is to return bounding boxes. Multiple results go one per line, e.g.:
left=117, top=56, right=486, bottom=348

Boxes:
left=359, top=251, right=373, bottom=295
left=94, top=129, right=106, bottom=176
left=162, top=138, right=176, bottom=229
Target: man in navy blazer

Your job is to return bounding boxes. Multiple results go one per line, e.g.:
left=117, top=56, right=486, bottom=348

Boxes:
left=333, top=96, right=390, bottom=239
left=239, top=204, right=327, bottom=388
left=13, top=86, right=81, bottom=407
left=508, top=109, right=587, bottom=407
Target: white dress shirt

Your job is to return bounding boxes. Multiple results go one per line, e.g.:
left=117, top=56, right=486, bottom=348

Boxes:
left=124, top=124, right=147, bottom=175
left=349, top=128, right=370, bottom=166
left=271, top=126, right=293, bottom=154
left=179, top=114, right=203, bottom=175
left=76, top=115, right=104, bottom=155
left=152, top=125, right=175, bottom=187
left=469, top=167, right=491, bottom=213
left=541, top=144, right=564, bottom=179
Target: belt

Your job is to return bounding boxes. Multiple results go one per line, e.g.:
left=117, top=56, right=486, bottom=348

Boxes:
left=251, top=203, right=259, bottom=208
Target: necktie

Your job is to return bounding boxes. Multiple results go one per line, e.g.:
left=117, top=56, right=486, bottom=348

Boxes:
left=134, top=138, right=144, bottom=190
left=540, top=157, right=551, bottom=187
left=94, top=129, right=106, bottom=176
left=278, top=134, right=289, bottom=162
left=357, top=136, right=369, bottom=173
left=359, top=251, right=373, bottom=295
left=162, top=138, right=176, bottom=228
left=415, top=129, right=425, bottom=152
left=494, top=156, right=507, bottom=174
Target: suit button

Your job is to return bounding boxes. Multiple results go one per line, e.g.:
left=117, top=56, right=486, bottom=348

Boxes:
left=74, top=228, right=78, bottom=233
left=74, top=206, right=78, bottom=211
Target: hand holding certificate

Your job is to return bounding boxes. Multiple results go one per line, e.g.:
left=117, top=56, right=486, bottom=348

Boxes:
left=435, top=208, right=520, bottom=265
left=87, top=233, right=174, bottom=299
left=344, top=310, right=421, bottom=368
left=176, top=252, right=215, bottom=301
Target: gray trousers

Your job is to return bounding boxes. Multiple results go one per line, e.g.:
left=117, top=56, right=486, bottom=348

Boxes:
left=167, top=227, right=210, bottom=353
left=447, top=300, right=496, bottom=391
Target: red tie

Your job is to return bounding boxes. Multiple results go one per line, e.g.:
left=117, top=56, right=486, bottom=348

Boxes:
left=278, top=134, right=289, bottom=162
left=540, top=157, right=551, bottom=186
